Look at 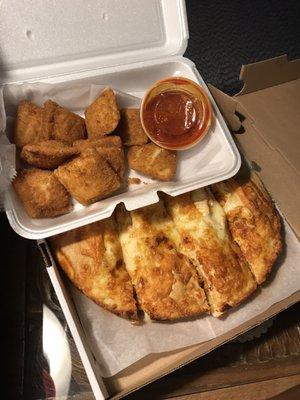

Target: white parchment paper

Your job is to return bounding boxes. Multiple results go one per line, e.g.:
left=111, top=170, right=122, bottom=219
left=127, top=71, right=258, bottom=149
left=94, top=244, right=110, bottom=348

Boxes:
left=70, top=219, right=300, bottom=377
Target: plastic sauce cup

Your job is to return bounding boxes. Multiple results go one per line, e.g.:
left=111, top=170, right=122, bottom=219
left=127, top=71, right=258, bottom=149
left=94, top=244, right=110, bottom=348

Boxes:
left=140, top=77, right=212, bottom=150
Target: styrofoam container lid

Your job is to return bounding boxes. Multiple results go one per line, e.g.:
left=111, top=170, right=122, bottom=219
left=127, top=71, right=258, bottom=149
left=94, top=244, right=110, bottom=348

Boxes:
left=0, top=0, right=188, bottom=83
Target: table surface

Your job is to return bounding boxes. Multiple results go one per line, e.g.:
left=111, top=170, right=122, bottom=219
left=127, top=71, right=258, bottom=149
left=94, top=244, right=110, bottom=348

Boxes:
left=3, top=1, right=300, bottom=399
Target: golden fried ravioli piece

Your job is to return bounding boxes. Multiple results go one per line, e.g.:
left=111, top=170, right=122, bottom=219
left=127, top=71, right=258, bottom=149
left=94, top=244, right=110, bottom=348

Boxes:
left=163, top=189, right=257, bottom=316
left=73, top=137, right=125, bottom=179
left=85, top=88, right=120, bottom=138
left=20, top=140, right=78, bottom=169
left=116, top=202, right=209, bottom=320
left=73, top=136, right=122, bottom=150
left=212, top=175, right=282, bottom=284
left=54, top=148, right=120, bottom=205
left=14, top=100, right=49, bottom=147
left=128, top=143, right=177, bottom=181
left=43, top=100, right=86, bottom=144
left=96, top=146, right=125, bottom=180
left=50, top=218, right=138, bottom=320
left=119, top=108, right=148, bottom=146
left=41, top=99, right=58, bottom=138
left=13, top=169, right=72, bottom=218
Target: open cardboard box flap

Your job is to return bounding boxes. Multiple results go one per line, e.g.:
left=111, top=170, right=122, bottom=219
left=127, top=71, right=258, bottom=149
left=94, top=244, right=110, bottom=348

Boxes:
left=209, top=54, right=300, bottom=237
left=101, top=55, right=300, bottom=399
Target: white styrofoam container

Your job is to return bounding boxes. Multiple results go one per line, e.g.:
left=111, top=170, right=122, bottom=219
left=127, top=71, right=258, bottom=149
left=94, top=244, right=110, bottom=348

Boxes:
left=1, top=0, right=240, bottom=239
left=1, top=1, right=240, bottom=398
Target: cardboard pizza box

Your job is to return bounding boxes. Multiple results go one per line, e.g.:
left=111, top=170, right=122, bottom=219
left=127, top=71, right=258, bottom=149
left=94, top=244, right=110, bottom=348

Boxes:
left=38, top=55, right=300, bottom=399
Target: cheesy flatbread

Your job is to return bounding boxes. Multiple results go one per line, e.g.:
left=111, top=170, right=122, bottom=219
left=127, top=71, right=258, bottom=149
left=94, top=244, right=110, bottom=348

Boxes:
left=163, top=189, right=257, bottom=316
left=115, top=202, right=209, bottom=321
left=212, top=175, right=282, bottom=284
left=50, top=218, right=138, bottom=320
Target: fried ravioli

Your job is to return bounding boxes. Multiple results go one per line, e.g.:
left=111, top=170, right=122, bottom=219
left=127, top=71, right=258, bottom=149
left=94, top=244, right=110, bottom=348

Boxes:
left=43, top=100, right=86, bottom=144
left=73, top=136, right=125, bottom=179
left=96, top=146, right=125, bottom=180
left=163, top=189, right=257, bottom=316
left=20, top=140, right=78, bottom=169
left=85, top=88, right=120, bottom=138
left=14, top=100, right=49, bottom=147
left=41, top=99, right=58, bottom=138
left=50, top=218, right=138, bottom=320
left=212, top=175, right=282, bottom=284
left=128, top=143, right=177, bottom=181
left=54, top=148, right=120, bottom=205
left=116, top=202, right=209, bottom=321
left=73, top=136, right=122, bottom=150
left=13, top=169, right=72, bottom=218
left=119, top=108, right=148, bottom=146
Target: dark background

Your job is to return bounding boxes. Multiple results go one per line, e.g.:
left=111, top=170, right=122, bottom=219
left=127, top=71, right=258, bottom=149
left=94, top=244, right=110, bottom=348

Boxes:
left=2, top=0, right=300, bottom=398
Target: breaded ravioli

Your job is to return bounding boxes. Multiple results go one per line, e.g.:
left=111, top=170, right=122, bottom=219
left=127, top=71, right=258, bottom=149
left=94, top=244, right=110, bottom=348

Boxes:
left=73, top=137, right=125, bottom=179
left=13, top=169, right=72, bottom=218
left=85, top=88, right=120, bottom=138
left=21, top=140, right=78, bottom=169
left=128, top=143, right=177, bottom=181
left=50, top=218, right=138, bottom=320
left=119, top=108, right=148, bottom=146
left=54, top=148, right=120, bottom=205
left=116, top=202, right=209, bottom=321
left=212, top=175, right=282, bottom=284
left=14, top=100, right=49, bottom=147
left=163, top=189, right=257, bottom=316
left=73, top=136, right=122, bottom=150
left=41, top=99, right=58, bottom=138
left=95, top=146, right=125, bottom=180
left=42, top=100, right=86, bottom=144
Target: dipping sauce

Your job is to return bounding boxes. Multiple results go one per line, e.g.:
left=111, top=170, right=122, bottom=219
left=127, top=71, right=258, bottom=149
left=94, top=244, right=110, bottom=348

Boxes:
left=141, top=77, right=212, bottom=150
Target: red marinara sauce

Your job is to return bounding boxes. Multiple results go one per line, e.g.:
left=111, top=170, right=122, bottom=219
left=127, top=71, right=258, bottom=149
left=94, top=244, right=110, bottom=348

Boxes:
left=141, top=78, right=212, bottom=150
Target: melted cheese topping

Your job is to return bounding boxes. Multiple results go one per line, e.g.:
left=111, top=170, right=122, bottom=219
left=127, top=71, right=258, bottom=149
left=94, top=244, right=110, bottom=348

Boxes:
left=116, top=202, right=209, bottom=320
left=163, top=188, right=257, bottom=316
left=212, top=176, right=282, bottom=284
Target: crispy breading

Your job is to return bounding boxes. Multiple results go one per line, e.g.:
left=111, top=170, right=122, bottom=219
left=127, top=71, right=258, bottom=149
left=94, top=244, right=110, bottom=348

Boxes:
left=211, top=174, right=282, bottom=284
left=85, top=88, right=120, bottom=138
left=163, top=189, right=257, bottom=317
left=14, top=100, right=50, bottom=147
left=116, top=202, right=209, bottom=321
left=119, top=108, right=148, bottom=146
left=41, top=99, right=57, bottom=138
left=73, top=136, right=122, bottom=150
left=54, top=148, right=120, bottom=205
left=95, top=146, right=125, bottom=180
left=13, top=169, right=72, bottom=218
left=73, top=136, right=125, bottom=179
left=48, top=101, right=86, bottom=144
left=50, top=218, right=138, bottom=320
left=20, top=140, right=78, bottom=169
left=128, top=143, right=177, bottom=181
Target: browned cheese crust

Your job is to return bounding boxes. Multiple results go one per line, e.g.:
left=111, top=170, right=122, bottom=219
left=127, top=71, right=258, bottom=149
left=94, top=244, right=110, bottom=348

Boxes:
left=20, top=140, right=78, bottom=169
left=116, top=202, right=209, bottom=321
left=119, top=108, right=149, bottom=146
left=13, top=168, right=72, bottom=218
left=50, top=218, right=138, bottom=320
left=211, top=175, right=282, bottom=284
left=14, top=100, right=50, bottom=147
left=163, top=189, right=257, bottom=316
left=42, top=100, right=86, bottom=144
left=128, top=143, right=177, bottom=181
left=85, top=88, right=120, bottom=138
left=54, top=148, right=120, bottom=205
